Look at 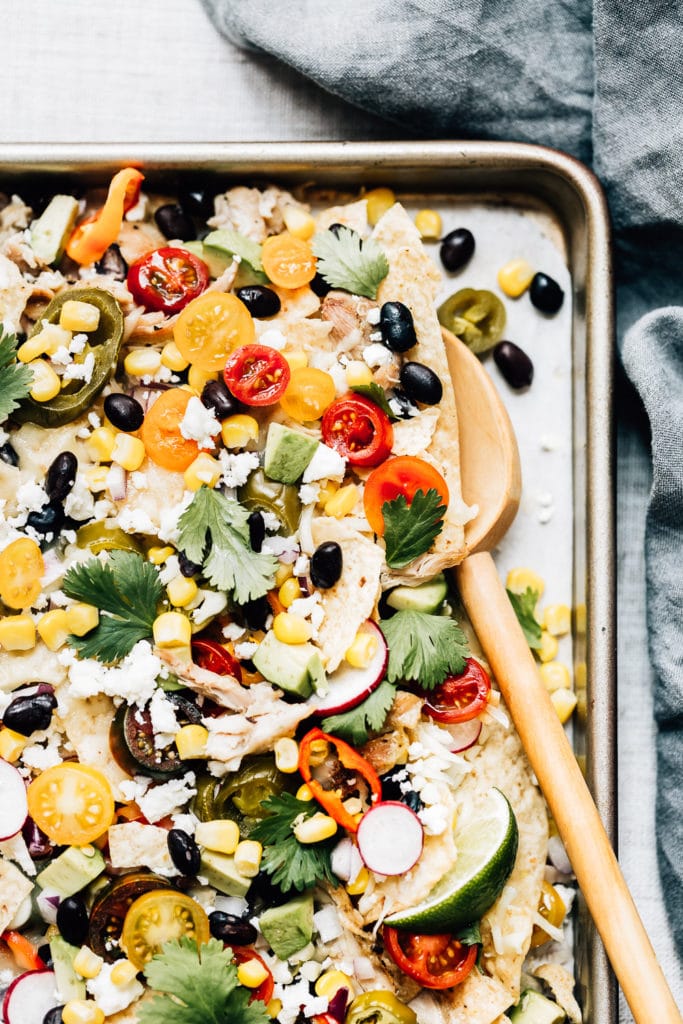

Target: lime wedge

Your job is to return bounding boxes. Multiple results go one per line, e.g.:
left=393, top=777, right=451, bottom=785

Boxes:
left=385, top=787, right=518, bottom=933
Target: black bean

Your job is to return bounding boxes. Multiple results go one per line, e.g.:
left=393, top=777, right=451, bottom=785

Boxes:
left=239, top=596, right=270, bottom=631
left=209, top=911, right=257, bottom=946
left=37, top=944, right=54, bottom=968
left=95, top=243, right=128, bottom=281
left=379, top=766, right=424, bottom=813
left=493, top=341, right=534, bottom=389
left=0, top=441, right=19, bottom=467
left=529, top=272, right=564, bottom=314
left=201, top=379, right=239, bottom=420
left=440, top=228, right=475, bottom=272
left=178, top=184, right=214, bottom=220
left=236, top=285, right=281, bottom=319
left=104, top=393, right=145, bottom=432
left=310, top=541, right=343, bottom=589
left=387, top=388, right=417, bottom=419
left=399, top=362, right=443, bottom=405
left=380, top=301, right=417, bottom=353
left=248, top=511, right=265, bottom=553
left=42, top=1007, right=64, bottom=1024
left=167, top=829, right=201, bottom=876
left=154, top=203, right=196, bottom=242
left=310, top=272, right=331, bottom=297
left=4, top=691, right=57, bottom=736
left=23, top=818, right=55, bottom=859
left=177, top=550, right=202, bottom=578
left=46, top=451, right=77, bottom=503
left=56, top=895, right=89, bottom=947
left=27, top=501, right=64, bottom=539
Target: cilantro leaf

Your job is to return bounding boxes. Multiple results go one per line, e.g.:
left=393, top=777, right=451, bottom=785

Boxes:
left=454, top=921, right=482, bottom=946
left=506, top=587, right=542, bottom=651
left=63, top=550, right=163, bottom=662
left=251, top=793, right=339, bottom=893
left=312, top=227, right=389, bottom=299
left=351, top=382, right=399, bottom=421
left=177, top=486, right=277, bottom=604
left=140, top=937, right=268, bottom=1024
left=0, top=327, right=33, bottom=424
left=381, top=609, right=470, bottom=690
left=382, top=488, right=446, bottom=569
left=203, top=228, right=264, bottom=272
left=322, top=680, right=397, bottom=745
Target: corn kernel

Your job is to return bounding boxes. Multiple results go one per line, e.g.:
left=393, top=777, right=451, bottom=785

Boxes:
left=267, top=999, right=283, bottom=1019
left=317, top=481, right=339, bottom=508
left=550, top=687, right=578, bottom=724
left=124, top=348, right=162, bottom=377
left=60, top=300, right=101, bottom=332
left=296, top=784, right=314, bottom=801
left=161, top=340, right=190, bottom=372
left=278, top=577, right=302, bottom=609
left=87, top=426, right=117, bottom=463
left=274, top=737, right=299, bottom=773
left=497, top=258, right=535, bottom=298
left=184, top=452, right=222, bottom=491
left=538, top=630, right=559, bottom=663
left=283, top=205, right=316, bottom=240
left=195, top=819, right=240, bottom=855
left=153, top=611, right=192, bottom=648
left=539, top=661, right=572, bottom=693
left=365, top=187, right=395, bottom=226
left=283, top=350, right=309, bottom=371
left=62, top=1001, right=105, bottom=1024
left=167, top=574, right=199, bottom=608
left=274, top=563, right=294, bottom=588
left=345, top=630, right=378, bottom=669
left=221, top=414, right=259, bottom=449
left=234, top=839, right=263, bottom=877
left=414, top=208, right=443, bottom=241
left=272, top=612, right=313, bottom=645
left=294, top=812, right=338, bottom=844
left=37, top=608, right=70, bottom=651
left=187, top=364, right=219, bottom=393
left=307, top=738, right=329, bottom=766
left=346, top=866, right=369, bottom=895
left=0, top=727, right=29, bottom=762
left=315, top=970, right=353, bottom=999
left=148, top=545, right=175, bottom=566
left=237, top=958, right=270, bottom=988
left=175, top=724, right=209, bottom=759
left=111, top=433, right=145, bottom=472
left=18, top=323, right=72, bottom=362
left=506, top=567, right=545, bottom=597
left=0, top=615, right=36, bottom=651
left=343, top=797, right=363, bottom=815
left=324, top=483, right=358, bottom=519
left=110, top=959, right=138, bottom=987
left=65, top=602, right=99, bottom=637
left=345, top=360, right=374, bottom=388
left=542, top=603, right=571, bottom=637
left=28, top=359, right=61, bottom=402
left=73, top=945, right=104, bottom=979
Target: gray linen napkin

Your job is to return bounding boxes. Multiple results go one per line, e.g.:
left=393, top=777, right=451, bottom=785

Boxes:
left=202, top=0, right=683, bottom=956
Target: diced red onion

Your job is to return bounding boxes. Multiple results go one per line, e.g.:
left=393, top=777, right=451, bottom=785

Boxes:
left=297, top=575, right=311, bottom=596
left=22, top=818, right=54, bottom=859
left=36, top=889, right=61, bottom=924
left=106, top=464, right=127, bottom=501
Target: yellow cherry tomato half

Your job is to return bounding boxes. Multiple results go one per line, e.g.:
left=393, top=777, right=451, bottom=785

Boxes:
left=280, top=367, right=337, bottom=423
left=261, top=233, right=317, bottom=290
left=0, top=537, right=44, bottom=610
left=27, top=763, right=115, bottom=845
left=530, top=880, right=567, bottom=947
left=121, top=889, right=210, bottom=968
left=173, top=291, right=255, bottom=371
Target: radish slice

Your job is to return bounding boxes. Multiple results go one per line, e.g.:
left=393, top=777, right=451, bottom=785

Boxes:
left=2, top=969, right=59, bottom=1024
left=442, top=718, right=482, bottom=752
left=313, top=621, right=388, bottom=716
left=0, top=760, right=28, bottom=841
left=356, top=801, right=424, bottom=876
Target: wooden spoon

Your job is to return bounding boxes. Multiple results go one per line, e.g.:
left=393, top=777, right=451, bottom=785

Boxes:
left=444, top=329, right=681, bottom=1024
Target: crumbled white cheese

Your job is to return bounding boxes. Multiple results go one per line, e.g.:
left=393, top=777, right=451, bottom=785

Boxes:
left=159, top=554, right=180, bottom=586
left=63, top=477, right=95, bottom=522
left=234, top=641, right=258, bottom=659
left=21, top=739, right=63, bottom=770
left=288, top=592, right=324, bottom=633
left=298, top=483, right=319, bottom=505
left=313, top=906, right=343, bottom=943
left=59, top=640, right=164, bottom=706
left=293, top=553, right=310, bottom=576
left=219, top=449, right=259, bottom=488
left=137, top=773, right=197, bottom=824
left=70, top=333, right=88, bottom=355
left=366, top=307, right=381, bottom=325
left=362, top=342, right=393, bottom=368
left=15, top=480, right=49, bottom=517
left=149, top=688, right=180, bottom=749
left=259, top=328, right=286, bottom=350
left=179, top=395, right=221, bottom=450
left=388, top=394, right=418, bottom=418
left=302, top=443, right=346, bottom=483
left=171, top=812, right=198, bottom=835
left=276, top=979, right=328, bottom=1024
left=369, top=330, right=383, bottom=342
left=328, top=361, right=348, bottom=395
left=63, top=351, right=95, bottom=384
left=119, top=777, right=151, bottom=804
left=157, top=491, right=194, bottom=544
left=130, top=470, right=147, bottom=489
left=87, top=961, right=144, bottom=1015
left=50, top=345, right=73, bottom=369
left=262, top=535, right=298, bottom=558
left=191, top=589, right=228, bottom=626
left=118, top=507, right=156, bottom=535
left=222, top=621, right=246, bottom=642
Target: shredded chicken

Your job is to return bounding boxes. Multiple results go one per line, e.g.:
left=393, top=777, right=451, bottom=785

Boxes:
left=208, top=185, right=308, bottom=242
left=320, top=290, right=378, bottom=347
left=0, top=194, right=32, bottom=246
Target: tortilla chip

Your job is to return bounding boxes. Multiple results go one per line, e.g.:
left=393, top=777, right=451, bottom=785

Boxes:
left=410, top=974, right=513, bottom=1024
left=316, top=198, right=369, bottom=234
left=56, top=693, right=132, bottom=801
left=0, top=858, right=33, bottom=934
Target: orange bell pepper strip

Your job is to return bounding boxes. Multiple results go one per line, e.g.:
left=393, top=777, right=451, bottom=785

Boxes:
left=298, top=727, right=382, bottom=833
left=66, top=167, right=144, bottom=265
left=3, top=930, right=46, bottom=971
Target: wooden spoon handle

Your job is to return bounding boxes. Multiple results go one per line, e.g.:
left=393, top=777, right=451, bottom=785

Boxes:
left=456, top=551, right=682, bottom=1024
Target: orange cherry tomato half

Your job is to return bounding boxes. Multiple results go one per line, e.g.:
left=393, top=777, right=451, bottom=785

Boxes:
left=121, top=890, right=210, bottom=969
left=174, top=291, right=256, bottom=372
left=422, top=658, right=491, bottom=723
left=280, top=367, right=337, bottom=423
left=223, top=344, right=290, bottom=406
left=383, top=927, right=478, bottom=990
left=192, top=638, right=242, bottom=682
left=321, top=394, right=393, bottom=468
left=229, top=947, right=275, bottom=1004
left=0, top=537, right=44, bottom=609
left=363, top=455, right=449, bottom=535
left=261, top=233, right=317, bottom=289
left=141, top=388, right=203, bottom=472
left=27, top=763, right=115, bottom=845
left=127, top=246, right=209, bottom=314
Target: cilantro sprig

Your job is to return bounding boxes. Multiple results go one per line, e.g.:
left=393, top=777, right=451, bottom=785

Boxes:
left=62, top=550, right=163, bottom=662
left=381, top=488, right=446, bottom=569
left=381, top=609, right=470, bottom=690
left=139, top=937, right=268, bottom=1024
left=507, top=587, right=543, bottom=650
left=0, top=327, right=33, bottom=424
left=322, top=679, right=397, bottom=745
left=251, top=793, right=339, bottom=894
left=312, top=227, right=389, bottom=299
left=177, top=487, right=277, bottom=604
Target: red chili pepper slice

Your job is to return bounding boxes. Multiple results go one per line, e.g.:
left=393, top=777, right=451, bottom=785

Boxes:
left=298, top=727, right=382, bottom=833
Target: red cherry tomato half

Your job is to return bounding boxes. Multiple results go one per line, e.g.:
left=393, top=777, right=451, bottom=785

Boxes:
left=422, top=658, right=491, bottom=724
left=383, top=927, right=478, bottom=990
left=191, top=638, right=242, bottom=682
left=363, top=455, right=449, bottom=535
left=127, top=246, right=209, bottom=314
left=229, top=947, right=274, bottom=1004
left=321, top=394, right=394, bottom=468
left=223, top=344, right=290, bottom=406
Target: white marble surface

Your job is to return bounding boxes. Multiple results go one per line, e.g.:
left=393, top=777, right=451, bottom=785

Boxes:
left=2, top=1, right=681, bottom=1019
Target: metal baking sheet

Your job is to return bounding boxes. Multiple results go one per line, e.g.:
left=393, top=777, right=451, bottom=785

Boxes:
left=0, top=141, right=616, bottom=1023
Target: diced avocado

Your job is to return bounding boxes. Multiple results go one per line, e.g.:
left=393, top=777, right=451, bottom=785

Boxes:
left=37, top=845, right=105, bottom=898
left=259, top=892, right=314, bottom=960
left=252, top=631, right=326, bottom=699
left=200, top=851, right=252, bottom=898
left=509, top=990, right=565, bottom=1024
left=264, top=423, right=318, bottom=485
left=50, top=935, right=86, bottom=1002
left=203, top=229, right=269, bottom=285
left=386, top=574, right=448, bottom=613
left=30, top=195, right=79, bottom=265
left=183, top=240, right=233, bottom=279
